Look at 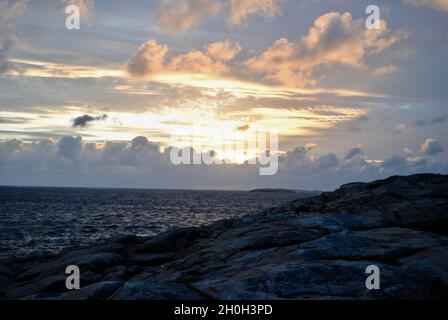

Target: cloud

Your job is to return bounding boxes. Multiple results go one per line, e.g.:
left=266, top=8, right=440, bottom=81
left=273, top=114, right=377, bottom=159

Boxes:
left=245, top=38, right=309, bottom=86
left=1, top=137, right=447, bottom=190
left=72, top=114, right=108, bottom=128
left=206, top=40, right=242, bottom=61
left=394, top=123, right=407, bottom=133
left=375, top=64, right=399, bottom=75
left=169, top=40, right=241, bottom=75
left=169, top=50, right=229, bottom=75
left=125, top=40, right=169, bottom=79
left=403, top=0, right=448, bottom=12
left=154, top=0, right=222, bottom=32
left=0, top=116, right=29, bottom=124
left=0, top=138, right=23, bottom=160
left=0, top=0, right=28, bottom=74
left=58, top=136, right=82, bottom=158
left=246, top=12, right=407, bottom=87
left=431, top=114, right=448, bottom=125
left=414, top=114, right=448, bottom=126
left=420, top=138, right=444, bottom=156
left=382, top=155, right=409, bottom=170
left=0, top=36, right=15, bottom=73
left=227, top=0, right=281, bottom=26
left=346, top=114, right=370, bottom=133
left=126, top=39, right=241, bottom=79
left=345, top=146, right=363, bottom=160
left=154, top=0, right=281, bottom=32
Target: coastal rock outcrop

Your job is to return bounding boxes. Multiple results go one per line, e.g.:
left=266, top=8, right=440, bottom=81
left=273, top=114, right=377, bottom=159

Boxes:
left=1, top=174, right=447, bottom=300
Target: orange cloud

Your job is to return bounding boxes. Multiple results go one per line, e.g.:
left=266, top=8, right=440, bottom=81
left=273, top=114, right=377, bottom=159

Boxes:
left=206, top=40, right=242, bottom=61
left=227, top=0, right=281, bottom=26
left=154, top=0, right=281, bottom=32
left=246, top=12, right=408, bottom=87
left=154, top=0, right=222, bottom=32
left=126, top=40, right=241, bottom=79
left=125, top=40, right=168, bottom=79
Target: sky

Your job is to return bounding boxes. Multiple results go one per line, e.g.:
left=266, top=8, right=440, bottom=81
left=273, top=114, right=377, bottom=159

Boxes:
left=0, top=0, right=447, bottom=190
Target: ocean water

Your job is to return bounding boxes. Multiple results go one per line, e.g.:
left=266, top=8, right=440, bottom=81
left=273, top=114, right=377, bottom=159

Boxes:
left=0, top=187, right=301, bottom=259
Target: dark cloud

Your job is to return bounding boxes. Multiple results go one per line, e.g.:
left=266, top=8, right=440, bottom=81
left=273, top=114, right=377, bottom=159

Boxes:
left=382, top=155, right=408, bottom=170
left=347, top=115, right=369, bottom=133
left=345, top=146, right=363, bottom=160
left=314, top=153, right=339, bottom=171
left=420, top=138, right=444, bottom=156
left=131, top=136, right=149, bottom=148
left=414, top=114, right=448, bottom=126
left=57, top=136, right=82, bottom=158
left=72, top=114, right=108, bottom=128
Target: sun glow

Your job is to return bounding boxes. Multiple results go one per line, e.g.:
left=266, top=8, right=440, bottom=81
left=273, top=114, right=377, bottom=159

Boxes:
left=6, top=58, right=382, bottom=100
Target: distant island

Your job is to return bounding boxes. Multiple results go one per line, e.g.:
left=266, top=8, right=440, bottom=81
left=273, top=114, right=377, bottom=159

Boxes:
left=250, top=188, right=321, bottom=197
left=250, top=188, right=296, bottom=193
left=249, top=188, right=322, bottom=197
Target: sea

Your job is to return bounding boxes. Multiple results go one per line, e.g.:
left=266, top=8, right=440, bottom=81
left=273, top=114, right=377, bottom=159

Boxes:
left=0, top=187, right=302, bottom=260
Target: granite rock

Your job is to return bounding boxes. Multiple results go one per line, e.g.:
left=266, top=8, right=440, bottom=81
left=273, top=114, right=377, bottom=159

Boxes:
left=1, top=174, right=447, bottom=300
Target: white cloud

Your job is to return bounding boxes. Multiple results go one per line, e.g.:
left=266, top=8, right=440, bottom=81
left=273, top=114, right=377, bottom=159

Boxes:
left=375, top=64, right=399, bottom=76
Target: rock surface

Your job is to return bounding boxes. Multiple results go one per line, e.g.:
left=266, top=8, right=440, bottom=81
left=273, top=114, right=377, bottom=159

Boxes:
left=1, top=174, right=447, bottom=300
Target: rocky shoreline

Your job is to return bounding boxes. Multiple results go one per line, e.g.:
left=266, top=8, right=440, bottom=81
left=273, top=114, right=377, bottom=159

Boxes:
left=1, top=174, right=447, bottom=300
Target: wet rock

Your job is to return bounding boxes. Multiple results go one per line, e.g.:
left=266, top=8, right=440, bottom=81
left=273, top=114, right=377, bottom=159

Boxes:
left=127, top=253, right=174, bottom=266
left=212, top=215, right=332, bottom=251
left=193, top=261, right=432, bottom=300
left=138, top=227, right=208, bottom=253
left=71, top=252, right=125, bottom=272
left=8, top=274, right=66, bottom=299
left=295, top=228, right=447, bottom=262
left=400, top=246, right=448, bottom=298
left=274, top=174, right=448, bottom=234
left=58, top=281, right=124, bottom=300
left=0, top=275, right=13, bottom=291
left=16, top=252, right=124, bottom=283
